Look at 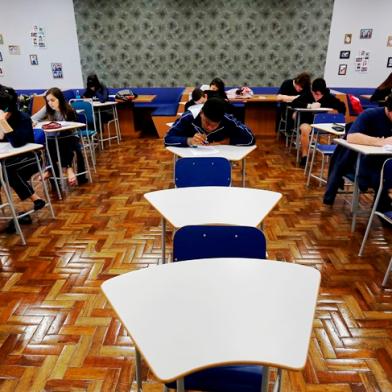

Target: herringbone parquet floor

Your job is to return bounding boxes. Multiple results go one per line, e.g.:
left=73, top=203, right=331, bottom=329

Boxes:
left=0, top=135, right=391, bottom=392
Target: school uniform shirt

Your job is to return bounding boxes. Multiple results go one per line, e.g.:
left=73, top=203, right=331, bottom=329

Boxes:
left=164, top=111, right=255, bottom=147
left=278, top=79, right=298, bottom=96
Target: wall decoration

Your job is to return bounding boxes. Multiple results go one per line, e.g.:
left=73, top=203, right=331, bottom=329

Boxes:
left=51, top=63, right=63, bottom=78
left=31, top=25, right=46, bottom=48
left=387, top=35, right=392, bottom=47
left=8, top=45, right=20, bottom=55
left=355, top=49, right=370, bottom=72
left=387, top=57, right=392, bottom=68
left=29, top=54, right=38, bottom=65
left=344, top=34, right=352, bottom=44
left=0, top=52, right=2, bottom=61
left=0, top=34, right=3, bottom=45
left=359, top=28, right=372, bottom=39
left=0, top=67, right=4, bottom=77
left=339, top=50, right=350, bottom=59
left=338, top=64, right=347, bottom=76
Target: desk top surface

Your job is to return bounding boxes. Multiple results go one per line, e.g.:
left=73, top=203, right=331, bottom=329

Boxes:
left=334, top=138, right=392, bottom=155
left=166, top=145, right=257, bottom=161
left=293, top=107, right=333, bottom=113
left=0, top=142, right=43, bottom=159
left=35, top=121, right=85, bottom=133
left=92, top=101, right=117, bottom=107
left=101, top=258, right=321, bottom=381
left=144, top=186, right=282, bottom=228
left=311, top=122, right=346, bottom=136
left=229, top=94, right=278, bottom=102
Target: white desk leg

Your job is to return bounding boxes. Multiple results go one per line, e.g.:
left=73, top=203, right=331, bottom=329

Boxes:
left=272, top=368, right=282, bottom=392
left=295, top=113, right=301, bottom=164
left=161, top=218, right=166, bottom=264
left=351, top=155, right=361, bottom=232
left=113, top=106, right=121, bottom=142
left=242, top=158, right=246, bottom=187
left=98, top=109, right=104, bottom=150
left=34, top=152, right=55, bottom=218
left=261, top=366, right=269, bottom=392
left=176, top=378, right=185, bottom=392
left=44, top=135, right=62, bottom=200
left=135, top=348, right=142, bottom=392
left=382, top=256, right=392, bottom=287
left=306, top=130, right=319, bottom=187
left=54, top=137, right=66, bottom=192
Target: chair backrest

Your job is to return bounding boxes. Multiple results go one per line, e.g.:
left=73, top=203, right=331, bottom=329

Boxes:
left=31, top=95, right=46, bottom=115
left=69, top=99, right=96, bottom=130
left=313, top=113, right=345, bottom=124
left=175, top=157, right=231, bottom=187
left=173, top=225, right=267, bottom=262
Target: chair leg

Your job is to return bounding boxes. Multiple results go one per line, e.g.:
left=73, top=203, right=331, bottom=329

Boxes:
left=382, top=256, right=392, bottom=287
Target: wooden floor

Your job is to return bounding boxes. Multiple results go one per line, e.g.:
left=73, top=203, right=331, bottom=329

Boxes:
left=0, top=135, right=391, bottom=392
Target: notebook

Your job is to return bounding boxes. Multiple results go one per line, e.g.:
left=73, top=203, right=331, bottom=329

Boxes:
left=0, top=118, right=13, bottom=139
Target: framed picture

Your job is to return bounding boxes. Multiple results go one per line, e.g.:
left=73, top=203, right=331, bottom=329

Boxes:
left=387, top=57, right=392, bottom=68
left=387, top=35, right=392, bottom=47
left=360, top=28, right=372, bottom=39
left=51, top=62, right=63, bottom=78
left=344, top=33, right=352, bottom=44
left=338, top=64, right=347, bottom=76
left=0, top=34, right=3, bottom=45
left=0, top=67, right=4, bottom=77
left=29, top=54, right=38, bottom=65
left=8, top=45, right=20, bottom=55
left=339, top=50, right=350, bottom=59
left=0, top=51, right=2, bottom=62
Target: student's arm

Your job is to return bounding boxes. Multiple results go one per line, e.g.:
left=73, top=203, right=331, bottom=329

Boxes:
left=6, top=115, right=33, bottom=147
left=277, top=94, right=299, bottom=103
left=96, top=87, right=109, bottom=103
left=164, top=112, right=195, bottom=147
left=370, top=88, right=387, bottom=102
left=225, top=114, right=255, bottom=146
left=31, top=106, right=47, bottom=123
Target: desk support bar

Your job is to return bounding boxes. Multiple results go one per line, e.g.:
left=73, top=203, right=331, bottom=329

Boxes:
left=261, top=365, right=269, bottom=392
left=135, top=348, right=142, bottom=392
left=161, top=217, right=166, bottom=264
left=242, top=158, right=246, bottom=187
left=176, top=378, right=185, bottom=392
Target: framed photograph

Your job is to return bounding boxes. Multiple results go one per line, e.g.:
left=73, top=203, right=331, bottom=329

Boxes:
left=360, top=28, right=372, bottom=39
left=387, top=35, right=392, bottom=47
left=51, top=63, right=63, bottom=78
left=339, top=50, right=350, bottom=59
left=338, top=64, right=347, bottom=76
left=0, top=67, right=4, bottom=77
left=387, top=57, right=392, bottom=68
left=0, top=34, right=3, bottom=45
left=8, top=45, right=20, bottom=55
left=0, top=51, right=2, bottom=62
left=344, top=33, right=352, bottom=44
left=29, top=54, right=38, bottom=65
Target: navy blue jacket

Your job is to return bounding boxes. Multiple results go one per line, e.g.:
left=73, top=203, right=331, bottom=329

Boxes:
left=164, top=111, right=255, bottom=147
left=5, top=111, right=34, bottom=147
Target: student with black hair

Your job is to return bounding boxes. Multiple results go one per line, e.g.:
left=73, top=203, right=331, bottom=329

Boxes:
left=0, top=85, right=46, bottom=211
left=184, top=88, right=207, bottom=111
left=164, top=97, right=255, bottom=147
left=83, top=74, right=109, bottom=103
left=292, top=78, right=346, bottom=166
left=208, top=78, right=228, bottom=100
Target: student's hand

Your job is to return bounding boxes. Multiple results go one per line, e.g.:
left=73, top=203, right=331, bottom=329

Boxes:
left=310, top=102, right=321, bottom=109
left=382, top=136, right=392, bottom=146
left=189, top=133, right=208, bottom=146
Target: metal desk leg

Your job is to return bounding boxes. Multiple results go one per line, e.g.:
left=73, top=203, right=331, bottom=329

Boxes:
left=351, top=155, right=361, bottom=232
left=135, top=348, right=142, bottom=392
left=113, top=105, right=121, bottom=142
left=54, top=136, right=65, bottom=192
left=261, top=366, right=269, bottom=392
left=97, top=109, right=104, bottom=150
left=296, top=113, right=301, bottom=164
left=176, top=378, right=185, bottom=392
left=34, top=152, right=55, bottom=218
left=161, top=217, right=166, bottom=264
left=242, top=158, right=246, bottom=187
left=44, top=135, right=62, bottom=200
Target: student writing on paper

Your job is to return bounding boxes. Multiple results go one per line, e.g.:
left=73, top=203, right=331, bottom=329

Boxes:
left=346, top=93, right=392, bottom=214
left=0, top=85, right=46, bottom=211
left=164, top=97, right=255, bottom=147
left=32, top=88, right=87, bottom=186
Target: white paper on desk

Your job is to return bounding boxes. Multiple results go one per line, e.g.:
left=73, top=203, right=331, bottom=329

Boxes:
left=190, top=146, right=219, bottom=155
left=188, top=104, right=203, bottom=118
left=383, top=144, right=392, bottom=152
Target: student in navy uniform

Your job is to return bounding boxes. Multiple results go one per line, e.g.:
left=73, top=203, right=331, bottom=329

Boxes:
left=292, top=78, right=346, bottom=166
left=82, top=74, right=109, bottom=103
left=0, top=85, right=46, bottom=211
left=164, top=97, right=255, bottom=147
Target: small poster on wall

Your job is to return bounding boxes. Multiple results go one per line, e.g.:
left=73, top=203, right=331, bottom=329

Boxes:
left=0, top=34, right=3, bottom=45
left=31, top=25, right=46, bottom=48
left=344, top=33, right=352, bottom=44
left=387, top=57, right=392, bottom=68
left=29, top=54, right=38, bottom=65
left=0, top=67, right=4, bottom=77
left=339, top=50, right=350, bottom=59
left=8, top=45, right=20, bottom=55
left=355, top=49, right=370, bottom=72
left=359, top=28, right=372, bottom=39
left=51, top=63, right=63, bottom=78
left=387, top=36, right=392, bottom=47
left=0, top=52, right=3, bottom=61
left=338, top=64, right=347, bottom=76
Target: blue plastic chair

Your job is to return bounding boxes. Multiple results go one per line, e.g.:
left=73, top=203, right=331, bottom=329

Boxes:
left=166, top=225, right=276, bottom=392
left=174, top=157, right=231, bottom=188
left=306, top=113, right=346, bottom=186
left=358, top=158, right=392, bottom=287
left=70, top=99, right=98, bottom=171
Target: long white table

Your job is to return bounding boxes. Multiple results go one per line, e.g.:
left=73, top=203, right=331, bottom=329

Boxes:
left=0, top=143, right=55, bottom=245
left=334, top=139, right=392, bottom=231
left=166, top=145, right=257, bottom=187
left=101, top=258, right=321, bottom=392
left=144, top=186, right=282, bottom=263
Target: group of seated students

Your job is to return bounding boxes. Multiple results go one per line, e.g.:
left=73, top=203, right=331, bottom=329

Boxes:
left=0, top=73, right=108, bottom=220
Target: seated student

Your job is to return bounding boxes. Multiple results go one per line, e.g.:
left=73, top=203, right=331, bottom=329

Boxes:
left=184, top=88, right=207, bottom=111
left=346, top=93, right=392, bottom=213
left=31, top=87, right=87, bottom=186
left=370, top=72, right=392, bottom=105
left=82, top=74, right=108, bottom=103
left=164, top=97, right=255, bottom=147
left=0, top=85, right=46, bottom=211
left=292, top=78, right=346, bottom=166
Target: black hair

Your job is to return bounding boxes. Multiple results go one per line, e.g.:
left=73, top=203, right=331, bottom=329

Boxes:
left=209, top=77, right=228, bottom=99
left=87, top=73, right=102, bottom=89
left=0, top=85, right=18, bottom=112
left=191, top=88, right=206, bottom=102
left=311, top=78, right=327, bottom=94
left=201, top=97, right=225, bottom=122
left=45, top=87, right=76, bottom=121
left=294, top=72, right=311, bottom=90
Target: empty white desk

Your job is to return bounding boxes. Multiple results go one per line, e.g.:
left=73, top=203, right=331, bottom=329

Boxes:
left=92, top=101, right=121, bottom=149
left=101, top=258, right=321, bottom=392
left=144, top=186, right=282, bottom=263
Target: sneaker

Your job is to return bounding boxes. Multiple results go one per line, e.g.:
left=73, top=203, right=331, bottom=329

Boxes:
left=33, top=199, right=46, bottom=211
left=299, top=156, right=307, bottom=168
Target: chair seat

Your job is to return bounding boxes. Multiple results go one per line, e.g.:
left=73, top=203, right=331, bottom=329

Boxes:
left=78, top=129, right=97, bottom=137
left=165, top=365, right=263, bottom=392
left=315, top=144, right=336, bottom=154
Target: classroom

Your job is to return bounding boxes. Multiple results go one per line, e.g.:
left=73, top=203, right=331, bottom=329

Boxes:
left=0, top=0, right=391, bottom=391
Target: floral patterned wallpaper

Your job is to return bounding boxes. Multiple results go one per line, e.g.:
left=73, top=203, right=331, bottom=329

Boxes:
left=73, top=0, right=333, bottom=87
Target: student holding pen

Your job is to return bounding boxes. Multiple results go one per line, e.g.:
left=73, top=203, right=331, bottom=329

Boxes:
left=164, top=97, right=255, bottom=147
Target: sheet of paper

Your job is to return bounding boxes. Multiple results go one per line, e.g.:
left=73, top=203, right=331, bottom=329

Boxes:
left=190, top=146, right=219, bottom=155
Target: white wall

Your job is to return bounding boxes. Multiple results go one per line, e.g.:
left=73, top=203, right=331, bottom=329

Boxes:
left=0, top=0, right=83, bottom=89
left=324, top=0, right=392, bottom=88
